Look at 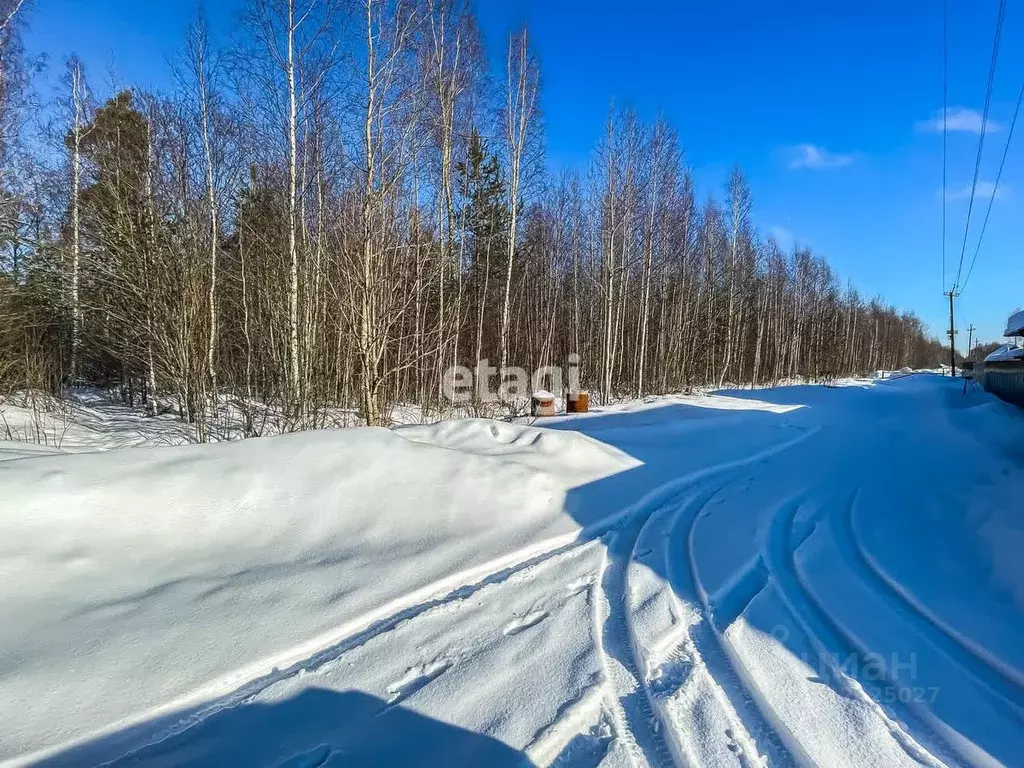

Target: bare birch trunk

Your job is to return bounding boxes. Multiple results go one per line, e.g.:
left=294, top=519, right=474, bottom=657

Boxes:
left=193, top=18, right=219, bottom=398
left=286, top=0, right=301, bottom=411
left=499, top=30, right=536, bottom=383
left=69, top=61, right=85, bottom=381
left=637, top=131, right=659, bottom=398
left=359, top=0, right=380, bottom=426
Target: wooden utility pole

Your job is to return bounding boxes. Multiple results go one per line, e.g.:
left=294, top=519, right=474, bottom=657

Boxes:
left=945, top=290, right=957, bottom=377
left=966, top=324, right=975, bottom=362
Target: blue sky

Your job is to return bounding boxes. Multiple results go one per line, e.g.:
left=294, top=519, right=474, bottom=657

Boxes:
left=24, top=0, right=1024, bottom=347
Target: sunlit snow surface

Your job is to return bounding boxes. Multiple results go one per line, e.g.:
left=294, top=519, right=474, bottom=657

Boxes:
left=2, top=374, right=1022, bottom=767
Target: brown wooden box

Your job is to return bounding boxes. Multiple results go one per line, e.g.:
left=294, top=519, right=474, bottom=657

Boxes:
left=567, top=391, right=589, bottom=413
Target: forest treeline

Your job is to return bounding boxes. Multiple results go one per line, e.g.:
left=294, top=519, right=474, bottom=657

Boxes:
left=0, top=0, right=948, bottom=434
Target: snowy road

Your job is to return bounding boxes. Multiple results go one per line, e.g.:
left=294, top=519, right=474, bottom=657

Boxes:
left=3, top=375, right=1023, bottom=766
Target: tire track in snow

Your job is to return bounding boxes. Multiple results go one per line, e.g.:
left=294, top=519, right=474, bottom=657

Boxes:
left=596, top=423, right=820, bottom=767
left=761, top=491, right=953, bottom=768
left=631, top=491, right=770, bottom=768
left=517, top=425, right=823, bottom=767
left=841, top=495, right=1024, bottom=704
left=671, top=486, right=795, bottom=768
left=646, top=426, right=824, bottom=767
left=593, top=516, right=677, bottom=768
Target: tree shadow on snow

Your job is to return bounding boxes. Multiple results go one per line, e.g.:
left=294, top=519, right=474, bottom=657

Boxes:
left=37, top=688, right=531, bottom=768
left=548, top=401, right=812, bottom=532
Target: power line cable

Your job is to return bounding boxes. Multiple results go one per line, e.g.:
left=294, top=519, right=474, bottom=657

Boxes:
left=942, top=0, right=948, bottom=292
left=952, top=0, right=1006, bottom=292
left=959, top=81, right=1024, bottom=294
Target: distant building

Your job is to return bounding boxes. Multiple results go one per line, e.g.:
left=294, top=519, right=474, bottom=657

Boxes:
left=975, top=309, right=1024, bottom=405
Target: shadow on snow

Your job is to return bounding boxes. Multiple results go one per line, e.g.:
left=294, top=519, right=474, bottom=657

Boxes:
left=38, top=689, right=531, bottom=767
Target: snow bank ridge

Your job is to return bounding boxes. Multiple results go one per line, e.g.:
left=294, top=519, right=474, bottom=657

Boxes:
left=0, top=419, right=636, bottom=763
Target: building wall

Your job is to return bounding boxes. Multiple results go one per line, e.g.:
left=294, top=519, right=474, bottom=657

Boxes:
left=977, top=364, right=1024, bottom=406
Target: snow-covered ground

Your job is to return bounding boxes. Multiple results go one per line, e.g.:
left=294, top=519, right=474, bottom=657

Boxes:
left=2, top=374, right=1022, bottom=767
left=0, top=390, right=194, bottom=455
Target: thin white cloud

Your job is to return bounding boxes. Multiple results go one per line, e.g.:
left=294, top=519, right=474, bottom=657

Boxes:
left=769, top=225, right=795, bottom=250
left=786, top=144, right=854, bottom=170
left=917, top=107, right=1003, bottom=134
left=942, top=181, right=1010, bottom=202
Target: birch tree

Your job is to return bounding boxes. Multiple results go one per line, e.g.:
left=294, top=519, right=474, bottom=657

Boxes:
left=186, top=11, right=222, bottom=398
left=719, top=166, right=750, bottom=386
left=241, top=0, right=340, bottom=414
left=498, top=28, right=538, bottom=380
left=64, top=57, right=91, bottom=379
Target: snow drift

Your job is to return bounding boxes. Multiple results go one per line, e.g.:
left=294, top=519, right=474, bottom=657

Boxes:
left=0, top=421, right=636, bottom=762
